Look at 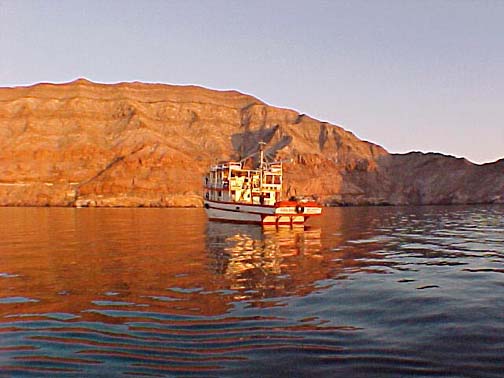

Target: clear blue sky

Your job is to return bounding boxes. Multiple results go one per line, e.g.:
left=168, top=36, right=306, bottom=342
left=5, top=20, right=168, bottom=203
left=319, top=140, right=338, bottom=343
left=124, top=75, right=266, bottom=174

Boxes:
left=1, top=0, right=503, bottom=164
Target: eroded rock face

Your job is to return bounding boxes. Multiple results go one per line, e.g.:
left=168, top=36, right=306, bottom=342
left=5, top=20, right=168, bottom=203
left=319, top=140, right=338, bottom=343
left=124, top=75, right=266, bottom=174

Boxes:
left=0, top=79, right=502, bottom=207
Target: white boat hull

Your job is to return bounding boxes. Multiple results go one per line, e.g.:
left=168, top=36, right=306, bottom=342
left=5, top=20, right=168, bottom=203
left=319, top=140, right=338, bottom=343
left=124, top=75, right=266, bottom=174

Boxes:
left=204, top=200, right=320, bottom=225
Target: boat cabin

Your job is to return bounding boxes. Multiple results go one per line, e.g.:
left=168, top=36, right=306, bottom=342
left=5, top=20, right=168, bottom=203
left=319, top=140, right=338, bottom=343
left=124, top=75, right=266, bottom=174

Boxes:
left=204, top=161, right=282, bottom=206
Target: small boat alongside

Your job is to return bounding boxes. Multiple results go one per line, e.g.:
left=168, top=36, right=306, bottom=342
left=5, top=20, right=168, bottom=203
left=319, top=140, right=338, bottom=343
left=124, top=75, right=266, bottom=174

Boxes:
left=203, top=145, right=322, bottom=225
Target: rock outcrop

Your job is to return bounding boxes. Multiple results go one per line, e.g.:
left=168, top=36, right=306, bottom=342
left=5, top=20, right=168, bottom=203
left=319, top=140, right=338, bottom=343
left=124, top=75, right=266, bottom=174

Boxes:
left=0, top=79, right=502, bottom=207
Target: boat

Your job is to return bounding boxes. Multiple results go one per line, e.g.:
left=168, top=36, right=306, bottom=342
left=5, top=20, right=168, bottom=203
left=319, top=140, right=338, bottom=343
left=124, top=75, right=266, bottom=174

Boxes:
left=203, top=143, right=322, bottom=225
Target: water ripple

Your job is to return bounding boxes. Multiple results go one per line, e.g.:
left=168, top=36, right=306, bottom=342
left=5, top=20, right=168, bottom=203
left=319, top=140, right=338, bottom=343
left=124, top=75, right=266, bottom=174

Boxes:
left=0, top=206, right=502, bottom=377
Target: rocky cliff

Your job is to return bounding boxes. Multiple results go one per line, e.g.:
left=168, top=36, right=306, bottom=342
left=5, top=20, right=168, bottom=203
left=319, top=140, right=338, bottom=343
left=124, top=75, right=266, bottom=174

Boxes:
left=0, top=79, right=502, bottom=207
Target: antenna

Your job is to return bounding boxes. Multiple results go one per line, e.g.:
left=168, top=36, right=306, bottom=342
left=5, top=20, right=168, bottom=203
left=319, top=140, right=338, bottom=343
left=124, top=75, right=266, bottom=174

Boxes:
left=258, top=141, right=266, bottom=171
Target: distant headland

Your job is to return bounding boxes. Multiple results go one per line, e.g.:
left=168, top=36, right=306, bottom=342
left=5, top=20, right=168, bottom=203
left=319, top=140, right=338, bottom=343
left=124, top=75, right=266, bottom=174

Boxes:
left=0, top=79, right=503, bottom=207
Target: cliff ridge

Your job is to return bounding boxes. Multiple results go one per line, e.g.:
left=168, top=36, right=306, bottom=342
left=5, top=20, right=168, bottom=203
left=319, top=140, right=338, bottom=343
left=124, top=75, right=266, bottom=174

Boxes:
left=1, top=80, right=502, bottom=207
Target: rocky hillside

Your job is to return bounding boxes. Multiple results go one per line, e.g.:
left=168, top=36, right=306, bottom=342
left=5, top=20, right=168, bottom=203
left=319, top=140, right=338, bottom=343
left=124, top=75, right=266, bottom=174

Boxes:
left=0, top=79, right=502, bottom=207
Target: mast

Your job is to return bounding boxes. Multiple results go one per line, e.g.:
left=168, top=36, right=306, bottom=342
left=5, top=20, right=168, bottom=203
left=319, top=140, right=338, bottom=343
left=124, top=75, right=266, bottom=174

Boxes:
left=258, top=142, right=266, bottom=193
left=259, top=141, right=266, bottom=171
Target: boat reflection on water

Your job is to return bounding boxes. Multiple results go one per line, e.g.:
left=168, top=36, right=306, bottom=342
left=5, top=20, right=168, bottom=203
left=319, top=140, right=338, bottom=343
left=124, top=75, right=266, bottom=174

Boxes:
left=205, top=223, right=324, bottom=303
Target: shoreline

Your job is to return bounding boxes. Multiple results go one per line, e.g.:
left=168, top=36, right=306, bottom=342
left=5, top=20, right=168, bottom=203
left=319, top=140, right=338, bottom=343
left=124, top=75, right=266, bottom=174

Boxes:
left=1, top=201, right=502, bottom=209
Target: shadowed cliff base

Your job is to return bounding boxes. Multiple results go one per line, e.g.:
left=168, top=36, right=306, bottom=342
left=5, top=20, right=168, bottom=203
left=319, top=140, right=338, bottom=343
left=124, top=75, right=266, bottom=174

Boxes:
left=0, top=79, right=503, bottom=207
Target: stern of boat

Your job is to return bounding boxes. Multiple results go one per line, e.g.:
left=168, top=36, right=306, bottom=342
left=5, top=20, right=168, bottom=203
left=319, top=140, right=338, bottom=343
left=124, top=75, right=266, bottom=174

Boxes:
left=265, top=200, right=322, bottom=225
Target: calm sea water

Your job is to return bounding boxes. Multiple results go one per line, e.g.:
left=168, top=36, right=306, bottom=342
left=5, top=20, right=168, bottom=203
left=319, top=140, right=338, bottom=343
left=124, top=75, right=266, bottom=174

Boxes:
left=0, top=206, right=502, bottom=377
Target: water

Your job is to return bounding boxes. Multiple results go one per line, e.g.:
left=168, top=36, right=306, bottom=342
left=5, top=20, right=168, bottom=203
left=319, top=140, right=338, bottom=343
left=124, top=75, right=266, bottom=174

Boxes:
left=0, top=206, right=503, bottom=377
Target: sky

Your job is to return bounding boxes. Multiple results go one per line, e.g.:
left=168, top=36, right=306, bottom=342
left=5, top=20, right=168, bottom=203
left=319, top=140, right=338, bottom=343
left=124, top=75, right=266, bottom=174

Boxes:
left=1, top=0, right=503, bottom=164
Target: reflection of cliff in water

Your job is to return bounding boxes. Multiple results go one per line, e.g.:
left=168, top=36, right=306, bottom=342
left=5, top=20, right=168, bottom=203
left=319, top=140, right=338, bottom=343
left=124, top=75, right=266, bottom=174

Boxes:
left=0, top=207, right=398, bottom=322
left=206, top=223, right=326, bottom=301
